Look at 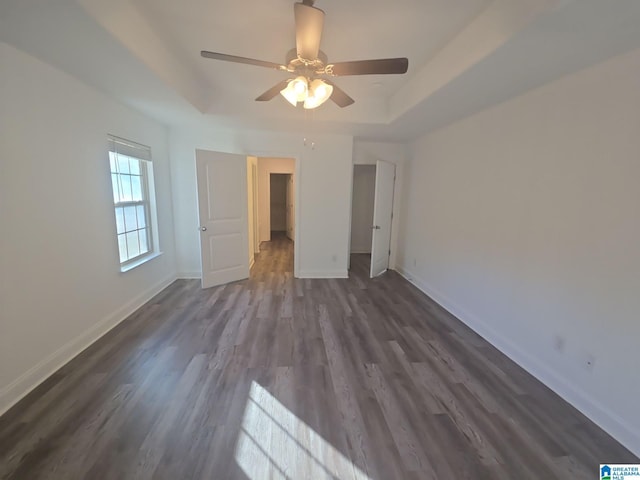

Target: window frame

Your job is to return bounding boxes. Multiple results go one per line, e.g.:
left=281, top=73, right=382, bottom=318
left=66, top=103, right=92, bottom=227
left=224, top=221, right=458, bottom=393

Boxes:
left=108, top=135, right=157, bottom=270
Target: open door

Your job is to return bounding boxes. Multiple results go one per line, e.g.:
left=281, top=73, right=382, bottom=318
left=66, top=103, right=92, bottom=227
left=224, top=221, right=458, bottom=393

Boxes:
left=196, top=150, right=249, bottom=288
left=370, top=160, right=395, bottom=277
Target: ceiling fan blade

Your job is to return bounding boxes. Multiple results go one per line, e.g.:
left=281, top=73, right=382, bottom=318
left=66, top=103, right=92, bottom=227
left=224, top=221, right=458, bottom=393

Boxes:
left=328, top=58, right=409, bottom=76
left=201, top=51, right=285, bottom=70
left=324, top=80, right=354, bottom=108
left=294, top=2, right=325, bottom=61
left=255, top=80, right=290, bottom=102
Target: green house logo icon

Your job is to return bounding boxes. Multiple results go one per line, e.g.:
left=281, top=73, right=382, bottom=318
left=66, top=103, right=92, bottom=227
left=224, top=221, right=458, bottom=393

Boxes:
left=601, top=465, right=611, bottom=480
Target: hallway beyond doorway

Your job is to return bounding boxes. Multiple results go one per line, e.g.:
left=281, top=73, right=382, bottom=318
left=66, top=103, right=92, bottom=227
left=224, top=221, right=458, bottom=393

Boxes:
left=251, top=231, right=293, bottom=277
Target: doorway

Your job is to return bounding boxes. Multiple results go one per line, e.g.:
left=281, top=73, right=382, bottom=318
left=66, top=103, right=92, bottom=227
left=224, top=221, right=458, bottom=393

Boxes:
left=196, top=151, right=298, bottom=288
left=269, top=173, right=295, bottom=241
left=349, top=161, right=395, bottom=277
left=270, top=174, right=287, bottom=236
left=350, top=165, right=376, bottom=255
left=253, top=157, right=296, bottom=276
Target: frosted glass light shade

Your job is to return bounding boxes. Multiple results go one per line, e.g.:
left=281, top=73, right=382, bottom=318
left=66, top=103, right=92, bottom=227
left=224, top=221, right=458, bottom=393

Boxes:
left=303, top=79, right=333, bottom=109
left=280, top=76, right=309, bottom=106
left=280, top=84, right=298, bottom=106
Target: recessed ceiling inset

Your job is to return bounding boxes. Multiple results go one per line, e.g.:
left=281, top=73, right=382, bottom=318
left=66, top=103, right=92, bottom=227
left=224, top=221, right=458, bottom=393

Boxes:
left=200, top=0, right=409, bottom=109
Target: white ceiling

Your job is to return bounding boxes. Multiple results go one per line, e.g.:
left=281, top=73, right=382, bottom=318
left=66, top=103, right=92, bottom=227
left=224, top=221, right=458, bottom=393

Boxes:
left=2, top=0, right=640, bottom=141
left=133, top=0, right=490, bottom=101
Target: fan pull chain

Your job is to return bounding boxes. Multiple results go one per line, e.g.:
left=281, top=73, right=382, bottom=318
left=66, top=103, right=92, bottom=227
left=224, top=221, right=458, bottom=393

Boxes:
left=302, top=105, right=316, bottom=150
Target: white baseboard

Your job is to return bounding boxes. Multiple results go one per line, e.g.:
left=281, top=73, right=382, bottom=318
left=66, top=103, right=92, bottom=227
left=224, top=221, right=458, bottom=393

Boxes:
left=395, top=265, right=640, bottom=457
left=0, top=273, right=177, bottom=417
left=177, top=271, right=201, bottom=279
left=297, top=269, right=349, bottom=279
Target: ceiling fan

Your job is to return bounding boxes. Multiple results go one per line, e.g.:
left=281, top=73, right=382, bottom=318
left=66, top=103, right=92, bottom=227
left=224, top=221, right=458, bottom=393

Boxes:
left=200, top=0, right=409, bottom=109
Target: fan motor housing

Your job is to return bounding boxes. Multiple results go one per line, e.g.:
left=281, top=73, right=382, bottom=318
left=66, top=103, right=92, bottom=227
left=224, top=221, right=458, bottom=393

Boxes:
left=285, top=48, right=328, bottom=72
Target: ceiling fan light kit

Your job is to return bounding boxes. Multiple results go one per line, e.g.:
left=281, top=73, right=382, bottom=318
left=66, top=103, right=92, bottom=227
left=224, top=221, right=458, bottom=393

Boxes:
left=305, top=78, right=333, bottom=109
left=280, top=77, right=333, bottom=109
left=281, top=76, right=309, bottom=106
left=201, top=1, right=409, bottom=110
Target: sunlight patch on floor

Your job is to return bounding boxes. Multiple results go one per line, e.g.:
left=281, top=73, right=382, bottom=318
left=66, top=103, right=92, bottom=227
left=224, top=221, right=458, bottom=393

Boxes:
left=234, top=381, right=371, bottom=480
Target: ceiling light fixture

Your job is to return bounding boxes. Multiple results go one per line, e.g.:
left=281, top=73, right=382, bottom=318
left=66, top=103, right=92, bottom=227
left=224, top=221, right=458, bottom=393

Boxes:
left=201, top=2, right=409, bottom=109
left=304, top=78, right=333, bottom=109
left=280, top=76, right=308, bottom=106
left=280, top=77, right=333, bottom=109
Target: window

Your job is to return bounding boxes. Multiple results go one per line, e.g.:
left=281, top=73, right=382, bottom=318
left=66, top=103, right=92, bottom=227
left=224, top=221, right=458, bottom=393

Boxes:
left=108, top=135, right=155, bottom=268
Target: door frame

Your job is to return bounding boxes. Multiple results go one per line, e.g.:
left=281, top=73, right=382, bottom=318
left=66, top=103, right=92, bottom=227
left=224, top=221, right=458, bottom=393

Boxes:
left=266, top=172, right=294, bottom=238
left=252, top=162, right=259, bottom=254
left=285, top=173, right=295, bottom=241
left=263, top=168, right=296, bottom=240
left=195, top=150, right=301, bottom=279
left=348, top=161, right=399, bottom=274
left=244, top=152, right=301, bottom=278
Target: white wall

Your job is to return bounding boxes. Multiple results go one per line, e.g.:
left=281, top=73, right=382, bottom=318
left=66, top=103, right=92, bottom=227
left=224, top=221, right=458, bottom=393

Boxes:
left=0, top=43, right=177, bottom=414
left=396, top=48, right=640, bottom=456
left=352, top=140, right=407, bottom=268
left=169, top=127, right=353, bottom=278
left=350, top=165, right=376, bottom=253
left=257, top=157, right=295, bottom=243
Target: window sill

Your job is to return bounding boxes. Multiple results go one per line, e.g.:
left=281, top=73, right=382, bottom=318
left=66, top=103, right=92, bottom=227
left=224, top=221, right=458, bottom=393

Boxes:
left=120, top=251, right=163, bottom=273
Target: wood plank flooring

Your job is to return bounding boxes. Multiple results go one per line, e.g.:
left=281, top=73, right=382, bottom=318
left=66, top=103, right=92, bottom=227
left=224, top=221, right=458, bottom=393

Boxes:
left=1, top=232, right=637, bottom=479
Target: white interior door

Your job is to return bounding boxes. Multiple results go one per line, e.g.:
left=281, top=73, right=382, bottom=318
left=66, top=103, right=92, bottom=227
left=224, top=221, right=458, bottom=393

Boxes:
left=196, top=150, right=249, bottom=288
left=370, top=160, right=395, bottom=277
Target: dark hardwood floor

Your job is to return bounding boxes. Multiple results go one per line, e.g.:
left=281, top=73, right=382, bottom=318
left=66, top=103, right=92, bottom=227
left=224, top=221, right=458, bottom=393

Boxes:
left=1, top=233, right=637, bottom=479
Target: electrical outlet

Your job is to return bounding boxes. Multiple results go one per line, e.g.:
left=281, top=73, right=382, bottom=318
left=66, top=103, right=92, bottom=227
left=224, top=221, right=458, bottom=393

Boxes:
left=331, top=254, right=337, bottom=262
left=413, top=258, right=417, bottom=267
left=554, top=335, right=565, bottom=353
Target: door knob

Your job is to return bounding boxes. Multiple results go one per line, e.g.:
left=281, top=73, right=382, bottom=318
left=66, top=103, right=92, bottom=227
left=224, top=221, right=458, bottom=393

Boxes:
left=372, top=225, right=381, bottom=230
left=200, top=226, right=207, bottom=231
